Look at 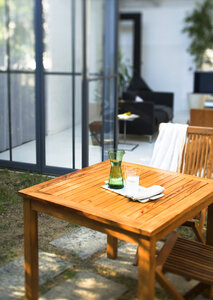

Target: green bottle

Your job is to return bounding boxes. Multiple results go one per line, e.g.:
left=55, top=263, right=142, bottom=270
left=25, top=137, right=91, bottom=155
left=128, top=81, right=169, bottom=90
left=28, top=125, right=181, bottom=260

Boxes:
left=108, top=149, right=125, bottom=189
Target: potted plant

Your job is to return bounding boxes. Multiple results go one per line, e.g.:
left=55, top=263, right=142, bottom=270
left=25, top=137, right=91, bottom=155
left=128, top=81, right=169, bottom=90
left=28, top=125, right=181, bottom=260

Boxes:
left=182, top=0, right=213, bottom=70
left=182, top=0, right=213, bottom=108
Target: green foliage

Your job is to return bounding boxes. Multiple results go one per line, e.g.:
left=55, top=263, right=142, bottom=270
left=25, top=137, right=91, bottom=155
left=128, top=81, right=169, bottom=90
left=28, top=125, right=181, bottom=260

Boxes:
left=182, top=0, right=213, bottom=69
left=118, top=49, right=132, bottom=97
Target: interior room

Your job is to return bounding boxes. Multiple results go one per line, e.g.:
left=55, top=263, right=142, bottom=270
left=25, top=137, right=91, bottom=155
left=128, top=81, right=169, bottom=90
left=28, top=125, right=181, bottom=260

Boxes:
left=0, top=0, right=213, bottom=173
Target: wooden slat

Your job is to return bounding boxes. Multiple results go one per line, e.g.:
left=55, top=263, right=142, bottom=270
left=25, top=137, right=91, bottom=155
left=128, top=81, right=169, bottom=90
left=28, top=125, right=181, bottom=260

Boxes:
left=117, top=178, right=189, bottom=219
left=98, top=175, right=184, bottom=217
left=198, top=136, right=206, bottom=176
left=163, top=236, right=213, bottom=284
left=132, top=179, right=206, bottom=221
left=181, top=126, right=213, bottom=179
left=141, top=184, right=213, bottom=234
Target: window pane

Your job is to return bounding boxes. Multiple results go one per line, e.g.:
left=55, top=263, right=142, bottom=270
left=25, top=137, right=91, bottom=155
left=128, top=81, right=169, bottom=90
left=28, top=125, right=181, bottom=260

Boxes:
left=10, top=74, right=36, bottom=163
left=43, top=0, right=71, bottom=72
left=75, top=0, right=83, bottom=73
left=0, top=74, right=9, bottom=160
left=88, top=0, right=105, bottom=76
left=45, top=75, right=73, bottom=168
left=119, top=20, right=134, bottom=78
left=103, top=77, right=115, bottom=160
left=74, top=75, right=82, bottom=169
left=88, top=80, right=103, bottom=166
left=0, top=0, right=7, bottom=70
left=9, top=0, right=35, bottom=70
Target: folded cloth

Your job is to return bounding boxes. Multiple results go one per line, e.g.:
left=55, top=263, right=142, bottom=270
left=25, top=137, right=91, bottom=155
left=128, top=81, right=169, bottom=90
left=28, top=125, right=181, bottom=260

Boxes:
left=102, top=184, right=164, bottom=202
left=130, top=185, right=164, bottom=201
left=150, top=123, right=188, bottom=172
left=135, top=96, right=144, bottom=102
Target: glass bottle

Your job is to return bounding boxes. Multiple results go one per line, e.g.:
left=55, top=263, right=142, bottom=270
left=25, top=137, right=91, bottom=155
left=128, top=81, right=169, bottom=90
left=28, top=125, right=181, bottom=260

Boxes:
left=108, top=149, right=125, bottom=189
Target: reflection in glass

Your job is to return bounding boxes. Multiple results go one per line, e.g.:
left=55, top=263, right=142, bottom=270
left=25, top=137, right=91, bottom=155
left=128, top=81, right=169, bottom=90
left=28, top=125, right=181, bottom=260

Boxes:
left=75, top=0, right=83, bottom=73
left=88, top=80, right=103, bottom=166
left=45, top=75, right=73, bottom=168
left=74, top=76, right=82, bottom=169
left=119, top=20, right=134, bottom=78
left=87, top=0, right=105, bottom=76
left=0, top=0, right=7, bottom=70
left=103, top=78, right=115, bottom=160
left=43, top=0, right=71, bottom=72
left=10, top=74, right=36, bottom=163
left=0, top=74, right=9, bottom=160
left=9, top=0, right=35, bottom=70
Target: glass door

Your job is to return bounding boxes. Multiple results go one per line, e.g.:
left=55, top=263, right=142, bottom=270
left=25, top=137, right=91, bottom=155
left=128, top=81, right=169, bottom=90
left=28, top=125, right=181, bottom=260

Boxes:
left=86, top=0, right=118, bottom=166
left=0, top=0, right=118, bottom=174
left=42, top=0, right=83, bottom=171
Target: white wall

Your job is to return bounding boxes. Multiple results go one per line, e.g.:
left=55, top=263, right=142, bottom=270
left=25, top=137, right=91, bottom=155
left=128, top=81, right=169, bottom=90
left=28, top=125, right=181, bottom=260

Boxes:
left=119, top=0, right=205, bottom=115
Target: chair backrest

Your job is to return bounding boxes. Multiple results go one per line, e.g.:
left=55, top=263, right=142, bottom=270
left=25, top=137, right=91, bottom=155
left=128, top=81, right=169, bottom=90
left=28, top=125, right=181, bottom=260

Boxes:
left=180, top=126, right=213, bottom=178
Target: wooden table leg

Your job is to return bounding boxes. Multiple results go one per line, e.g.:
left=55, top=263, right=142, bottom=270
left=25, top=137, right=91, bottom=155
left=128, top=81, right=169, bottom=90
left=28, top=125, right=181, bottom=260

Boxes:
left=138, top=237, right=156, bottom=300
left=206, top=203, right=213, bottom=297
left=206, top=203, right=213, bottom=246
left=24, top=199, right=38, bottom=300
left=107, top=234, right=118, bottom=259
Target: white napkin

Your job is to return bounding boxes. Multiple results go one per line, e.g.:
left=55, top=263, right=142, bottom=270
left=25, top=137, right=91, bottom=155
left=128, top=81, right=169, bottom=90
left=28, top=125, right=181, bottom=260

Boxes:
left=135, top=96, right=144, bottom=102
left=102, top=184, right=164, bottom=203
left=129, top=185, right=164, bottom=201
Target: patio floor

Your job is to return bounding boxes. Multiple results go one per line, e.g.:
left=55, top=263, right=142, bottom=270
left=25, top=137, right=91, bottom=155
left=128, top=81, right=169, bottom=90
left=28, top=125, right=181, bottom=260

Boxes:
left=0, top=226, right=208, bottom=300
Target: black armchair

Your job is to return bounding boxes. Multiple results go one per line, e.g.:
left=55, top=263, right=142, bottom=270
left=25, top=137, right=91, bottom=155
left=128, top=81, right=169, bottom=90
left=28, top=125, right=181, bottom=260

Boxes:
left=119, top=77, right=174, bottom=141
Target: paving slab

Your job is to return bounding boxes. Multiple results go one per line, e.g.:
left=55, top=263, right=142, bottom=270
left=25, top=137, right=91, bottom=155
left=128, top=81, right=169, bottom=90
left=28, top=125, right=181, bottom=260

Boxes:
left=40, top=270, right=127, bottom=300
left=0, top=251, right=72, bottom=300
left=96, top=242, right=139, bottom=280
left=96, top=241, right=165, bottom=280
left=50, top=227, right=106, bottom=259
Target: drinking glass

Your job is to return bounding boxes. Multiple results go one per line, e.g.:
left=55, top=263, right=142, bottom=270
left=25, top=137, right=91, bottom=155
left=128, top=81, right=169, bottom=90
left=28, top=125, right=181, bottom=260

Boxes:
left=125, top=167, right=140, bottom=193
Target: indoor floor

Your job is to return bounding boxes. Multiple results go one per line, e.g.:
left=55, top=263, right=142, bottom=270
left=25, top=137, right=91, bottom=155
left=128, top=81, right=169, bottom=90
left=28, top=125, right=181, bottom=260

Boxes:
left=0, top=111, right=189, bottom=171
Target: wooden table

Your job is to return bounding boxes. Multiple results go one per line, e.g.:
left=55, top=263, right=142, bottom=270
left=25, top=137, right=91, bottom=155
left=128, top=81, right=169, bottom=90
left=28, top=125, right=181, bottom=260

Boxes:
left=18, top=161, right=213, bottom=300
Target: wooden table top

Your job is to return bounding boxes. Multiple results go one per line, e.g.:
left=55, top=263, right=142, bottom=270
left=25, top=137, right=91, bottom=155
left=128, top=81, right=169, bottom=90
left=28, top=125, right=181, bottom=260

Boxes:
left=19, top=161, right=213, bottom=238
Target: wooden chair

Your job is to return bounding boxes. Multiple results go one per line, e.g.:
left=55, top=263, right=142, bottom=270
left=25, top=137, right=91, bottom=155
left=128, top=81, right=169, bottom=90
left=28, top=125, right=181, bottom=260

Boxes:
left=179, top=126, right=213, bottom=243
left=133, top=126, right=213, bottom=266
left=190, top=109, right=213, bottom=128
left=156, top=232, right=213, bottom=300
